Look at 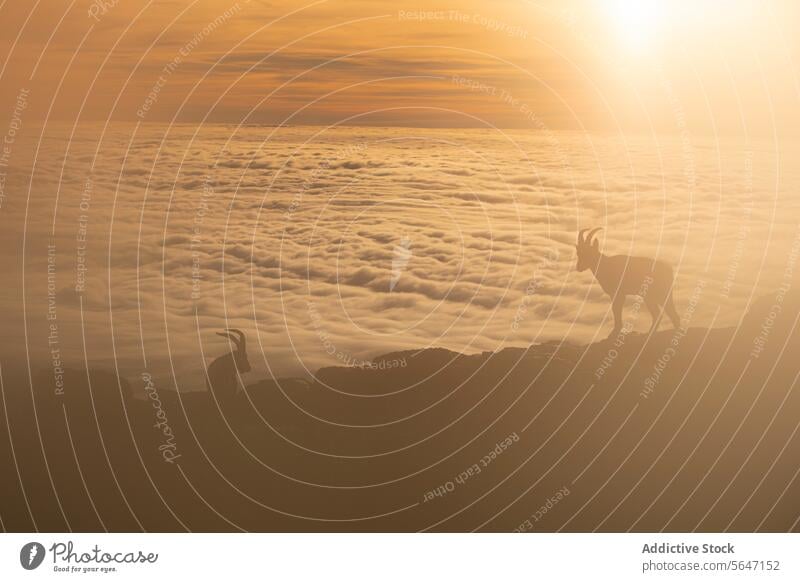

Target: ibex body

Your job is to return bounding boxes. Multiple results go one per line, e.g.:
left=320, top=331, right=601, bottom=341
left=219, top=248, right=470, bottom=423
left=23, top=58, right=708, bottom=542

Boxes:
left=206, top=328, right=250, bottom=407
left=576, top=228, right=680, bottom=338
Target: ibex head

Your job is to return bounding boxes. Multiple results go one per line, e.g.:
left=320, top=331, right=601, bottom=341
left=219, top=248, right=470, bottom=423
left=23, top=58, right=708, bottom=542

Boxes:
left=216, top=328, right=250, bottom=373
left=575, top=227, right=603, bottom=272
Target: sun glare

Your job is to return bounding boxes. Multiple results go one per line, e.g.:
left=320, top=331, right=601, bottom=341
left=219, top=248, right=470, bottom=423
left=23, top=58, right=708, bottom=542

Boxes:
left=609, top=0, right=665, bottom=53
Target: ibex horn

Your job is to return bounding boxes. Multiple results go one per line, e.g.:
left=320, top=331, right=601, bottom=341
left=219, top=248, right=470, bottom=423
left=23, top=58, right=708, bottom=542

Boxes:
left=586, top=227, right=603, bottom=245
left=216, top=328, right=245, bottom=348
left=226, top=328, right=245, bottom=348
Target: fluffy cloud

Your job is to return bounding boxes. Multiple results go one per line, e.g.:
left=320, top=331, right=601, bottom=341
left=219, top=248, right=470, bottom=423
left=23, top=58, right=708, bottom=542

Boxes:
left=6, top=124, right=800, bottom=389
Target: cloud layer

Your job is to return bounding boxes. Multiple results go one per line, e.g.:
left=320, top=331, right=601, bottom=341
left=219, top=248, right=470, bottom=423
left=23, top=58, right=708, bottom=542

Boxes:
left=4, top=123, right=799, bottom=388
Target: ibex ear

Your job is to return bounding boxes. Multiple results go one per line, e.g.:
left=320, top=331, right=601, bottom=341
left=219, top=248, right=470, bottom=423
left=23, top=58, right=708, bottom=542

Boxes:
left=592, top=238, right=599, bottom=250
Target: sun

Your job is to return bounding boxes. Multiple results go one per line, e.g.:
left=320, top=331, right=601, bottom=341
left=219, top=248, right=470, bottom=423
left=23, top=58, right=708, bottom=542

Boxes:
left=609, top=0, right=665, bottom=53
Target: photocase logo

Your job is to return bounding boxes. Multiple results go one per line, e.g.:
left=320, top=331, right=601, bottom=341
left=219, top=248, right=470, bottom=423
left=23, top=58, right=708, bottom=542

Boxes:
left=20, top=542, right=46, bottom=570
left=390, top=236, right=412, bottom=292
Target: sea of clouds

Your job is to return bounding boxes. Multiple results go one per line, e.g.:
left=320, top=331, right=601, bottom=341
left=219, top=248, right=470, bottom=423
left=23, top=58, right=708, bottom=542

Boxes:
left=3, top=123, right=798, bottom=390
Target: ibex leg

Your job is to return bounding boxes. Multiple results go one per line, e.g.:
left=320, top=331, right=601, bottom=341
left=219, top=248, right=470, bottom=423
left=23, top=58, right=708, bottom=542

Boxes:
left=664, top=292, right=681, bottom=329
left=610, top=296, right=624, bottom=338
left=645, top=297, right=664, bottom=333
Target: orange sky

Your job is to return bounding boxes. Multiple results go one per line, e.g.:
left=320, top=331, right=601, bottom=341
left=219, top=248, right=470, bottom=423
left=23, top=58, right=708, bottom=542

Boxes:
left=1, top=0, right=798, bottom=134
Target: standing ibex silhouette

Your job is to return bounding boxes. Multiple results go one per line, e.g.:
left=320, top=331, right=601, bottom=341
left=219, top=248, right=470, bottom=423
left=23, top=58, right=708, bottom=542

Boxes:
left=206, top=328, right=250, bottom=407
left=576, top=228, right=680, bottom=338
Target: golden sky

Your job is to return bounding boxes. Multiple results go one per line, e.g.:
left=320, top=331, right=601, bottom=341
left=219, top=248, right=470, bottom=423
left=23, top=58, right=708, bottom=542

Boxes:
left=1, top=0, right=798, bottom=134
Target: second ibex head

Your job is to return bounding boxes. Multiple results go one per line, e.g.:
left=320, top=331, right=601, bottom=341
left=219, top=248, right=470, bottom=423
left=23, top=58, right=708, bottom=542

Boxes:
left=216, top=328, right=250, bottom=373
